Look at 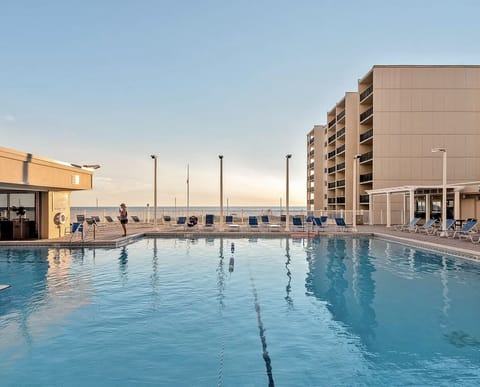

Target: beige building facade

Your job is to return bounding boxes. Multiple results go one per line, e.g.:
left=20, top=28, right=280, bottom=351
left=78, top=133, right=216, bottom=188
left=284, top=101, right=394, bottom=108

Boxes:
left=0, top=146, right=94, bottom=239
left=309, top=65, right=480, bottom=224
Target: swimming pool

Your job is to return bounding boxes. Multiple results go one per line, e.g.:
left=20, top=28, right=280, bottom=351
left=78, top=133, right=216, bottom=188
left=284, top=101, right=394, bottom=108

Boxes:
left=1, top=237, right=479, bottom=386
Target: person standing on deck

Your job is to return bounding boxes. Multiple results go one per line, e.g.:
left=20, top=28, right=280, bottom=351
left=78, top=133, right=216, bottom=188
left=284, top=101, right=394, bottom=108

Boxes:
left=119, top=203, right=128, bottom=237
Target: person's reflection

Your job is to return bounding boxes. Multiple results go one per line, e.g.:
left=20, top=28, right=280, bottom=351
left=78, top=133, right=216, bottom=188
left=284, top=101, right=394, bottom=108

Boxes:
left=285, top=238, right=293, bottom=307
left=119, top=246, right=128, bottom=281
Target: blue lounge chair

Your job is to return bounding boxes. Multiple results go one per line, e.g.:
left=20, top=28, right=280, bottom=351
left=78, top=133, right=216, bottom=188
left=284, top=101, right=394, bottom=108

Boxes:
left=261, top=215, right=280, bottom=231
left=432, top=218, right=455, bottom=235
left=70, top=222, right=84, bottom=242
left=292, top=217, right=304, bottom=231
left=204, top=214, right=215, bottom=228
left=448, top=219, right=478, bottom=239
left=173, top=216, right=187, bottom=228
left=226, top=215, right=240, bottom=231
left=248, top=216, right=259, bottom=229
left=313, top=217, right=327, bottom=231
left=335, top=217, right=351, bottom=232
left=394, top=217, right=420, bottom=232
left=417, top=218, right=437, bottom=234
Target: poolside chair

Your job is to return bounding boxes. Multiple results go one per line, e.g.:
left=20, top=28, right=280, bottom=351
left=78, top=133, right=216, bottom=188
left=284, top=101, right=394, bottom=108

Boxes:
left=394, top=217, right=420, bottom=232
left=335, top=217, right=352, bottom=232
left=131, top=215, right=141, bottom=223
left=261, top=215, right=281, bottom=231
left=248, top=216, right=259, bottom=229
left=292, top=217, right=304, bottom=231
left=432, top=218, right=455, bottom=236
left=226, top=215, right=240, bottom=231
left=69, top=222, right=84, bottom=242
left=447, top=219, right=478, bottom=239
left=163, top=215, right=171, bottom=223
left=313, top=217, right=327, bottom=232
left=204, top=214, right=215, bottom=229
left=173, top=216, right=187, bottom=228
left=76, top=214, right=85, bottom=223
left=104, top=215, right=115, bottom=223
left=417, top=218, right=437, bottom=234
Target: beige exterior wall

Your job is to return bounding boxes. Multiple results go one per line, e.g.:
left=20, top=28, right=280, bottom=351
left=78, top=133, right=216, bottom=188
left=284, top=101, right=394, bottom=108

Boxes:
left=311, top=65, right=480, bottom=224
left=0, top=146, right=93, bottom=239
left=307, top=125, right=325, bottom=212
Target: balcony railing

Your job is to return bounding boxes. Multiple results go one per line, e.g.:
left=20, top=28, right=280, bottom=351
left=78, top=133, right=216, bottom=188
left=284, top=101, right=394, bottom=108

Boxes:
left=328, top=166, right=336, bottom=174
left=359, top=128, right=373, bottom=143
left=336, top=144, right=345, bottom=155
left=359, top=151, right=373, bottom=163
left=360, top=84, right=373, bottom=101
left=359, top=107, right=373, bottom=122
left=360, top=173, right=373, bottom=183
left=336, top=110, right=345, bottom=121
left=336, top=179, right=345, bottom=188
left=337, top=127, right=345, bottom=138
left=328, top=118, right=336, bottom=128
left=336, top=162, right=345, bottom=171
left=328, top=150, right=336, bottom=159
left=328, top=182, right=336, bottom=189
left=328, top=134, right=336, bottom=144
left=360, top=195, right=370, bottom=204
left=336, top=196, right=345, bottom=204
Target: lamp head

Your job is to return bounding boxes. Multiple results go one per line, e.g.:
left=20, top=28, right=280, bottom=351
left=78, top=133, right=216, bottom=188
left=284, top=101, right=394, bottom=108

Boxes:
left=286, top=154, right=292, bottom=159
left=219, top=155, right=223, bottom=159
left=150, top=154, right=157, bottom=159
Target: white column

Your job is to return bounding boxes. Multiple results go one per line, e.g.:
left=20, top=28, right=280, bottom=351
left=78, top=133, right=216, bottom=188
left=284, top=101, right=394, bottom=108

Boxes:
left=368, top=194, right=373, bottom=225
left=425, top=194, right=431, bottom=220
left=386, top=192, right=391, bottom=227
left=454, top=190, right=460, bottom=220
left=409, top=189, right=415, bottom=221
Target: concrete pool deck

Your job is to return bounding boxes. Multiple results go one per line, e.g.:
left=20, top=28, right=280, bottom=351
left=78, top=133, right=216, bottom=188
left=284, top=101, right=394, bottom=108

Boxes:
left=0, top=222, right=479, bottom=261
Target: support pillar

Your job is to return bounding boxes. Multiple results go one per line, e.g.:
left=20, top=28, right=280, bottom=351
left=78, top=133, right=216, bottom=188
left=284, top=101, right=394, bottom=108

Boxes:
left=386, top=192, right=391, bottom=227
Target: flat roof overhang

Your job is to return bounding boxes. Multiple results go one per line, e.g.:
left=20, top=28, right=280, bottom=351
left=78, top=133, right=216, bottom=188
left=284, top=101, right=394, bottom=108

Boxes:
left=0, top=146, right=94, bottom=192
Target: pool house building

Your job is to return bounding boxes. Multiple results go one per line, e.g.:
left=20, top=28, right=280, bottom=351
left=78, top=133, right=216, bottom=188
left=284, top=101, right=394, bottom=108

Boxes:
left=307, top=65, right=480, bottom=225
left=0, top=146, right=94, bottom=240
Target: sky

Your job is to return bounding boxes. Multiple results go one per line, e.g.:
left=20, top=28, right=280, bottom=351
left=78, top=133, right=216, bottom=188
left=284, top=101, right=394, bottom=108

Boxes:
left=1, top=0, right=480, bottom=207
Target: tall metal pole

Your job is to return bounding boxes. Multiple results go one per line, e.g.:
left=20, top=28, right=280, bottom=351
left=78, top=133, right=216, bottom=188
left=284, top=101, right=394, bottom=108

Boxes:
left=187, top=164, right=190, bottom=219
left=150, top=154, right=158, bottom=226
left=219, top=155, right=224, bottom=230
left=286, top=154, right=292, bottom=231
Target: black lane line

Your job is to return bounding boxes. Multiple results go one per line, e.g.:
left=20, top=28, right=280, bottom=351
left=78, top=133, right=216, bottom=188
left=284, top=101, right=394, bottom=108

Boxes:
left=250, top=272, right=275, bottom=387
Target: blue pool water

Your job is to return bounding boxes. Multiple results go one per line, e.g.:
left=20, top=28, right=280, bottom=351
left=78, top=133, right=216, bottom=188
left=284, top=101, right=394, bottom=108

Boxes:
left=1, top=237, right=480, bottom=386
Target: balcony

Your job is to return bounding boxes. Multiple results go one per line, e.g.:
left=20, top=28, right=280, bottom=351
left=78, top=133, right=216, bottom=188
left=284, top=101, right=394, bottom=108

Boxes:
left=309, top=162, right=314, bottom=169
left=328, top=166, right=336, bottom=174
left=308, top=175, right=314, bottom=182
left=359, top=173, right=373, bottom=183
left=328, top=118, right=336, bottom=128
left=336, top=196, right=345, bottom=204
left=336, top=110, right=345, bottom=121
left=359, top=151, right=373, bottom=163
left=359, top=128, right=373, bottom=143
left=336, top=162, right=345, bottom=171
left=360, top=84, right=373, bottom=102
left=336, top=179, right=345, bottom=188
left=336, top=127, right=345, bottom=139
left=336, top=144, right=345, bottom=155
left=359, top=107, right=373, bottom=123
left=328, top=150, right=336, bottom=159
left=360, top=195, right=370, bottom=204
left=328, top=198, right=336, bottom=204
left=328, top=182, right=336, bottom=189
left=328, top=133, right=336, bottom=144
left=309, top=150, right=314, bottom=157
left=309, top=137, right=314, bottom=145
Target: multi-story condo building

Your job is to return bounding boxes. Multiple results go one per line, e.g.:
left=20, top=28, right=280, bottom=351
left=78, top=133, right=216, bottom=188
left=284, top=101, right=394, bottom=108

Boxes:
left=306, top=125, right=325, bottom=212
left=309, top=65, right=480, bottom=224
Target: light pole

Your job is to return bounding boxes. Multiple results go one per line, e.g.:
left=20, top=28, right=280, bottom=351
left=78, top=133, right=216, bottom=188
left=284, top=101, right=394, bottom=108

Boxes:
left=352, top=154, right=361, bottom=231
left=285, top=154, right=292, bottom=232
left=432, top=148, right=447, bottom=236
left=219, top=155, right=224, bottom=230
left=186, top=164, right=190, bottom=219
left=150, top=154, right=158, bottom=226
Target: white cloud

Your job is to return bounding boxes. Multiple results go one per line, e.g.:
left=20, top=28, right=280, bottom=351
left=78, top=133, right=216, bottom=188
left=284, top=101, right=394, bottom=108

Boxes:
left=2, top=114, right=16, bottom=122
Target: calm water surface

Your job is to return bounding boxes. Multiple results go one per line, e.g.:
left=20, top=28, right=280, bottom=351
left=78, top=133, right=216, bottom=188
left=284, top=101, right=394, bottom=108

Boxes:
left=0, top=237, right=479, bottom=386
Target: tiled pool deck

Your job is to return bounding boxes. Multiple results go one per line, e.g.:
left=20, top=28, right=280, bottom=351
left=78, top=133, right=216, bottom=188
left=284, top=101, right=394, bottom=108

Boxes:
left=1, top=223, right=479, bottom=261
